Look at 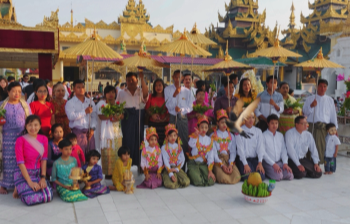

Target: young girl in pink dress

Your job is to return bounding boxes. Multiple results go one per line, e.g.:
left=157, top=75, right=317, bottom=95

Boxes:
left=13, top=115, right=53, bottom=206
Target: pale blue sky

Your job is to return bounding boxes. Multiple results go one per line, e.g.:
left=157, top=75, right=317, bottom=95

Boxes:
left=14, top=0, right=309, bottom=37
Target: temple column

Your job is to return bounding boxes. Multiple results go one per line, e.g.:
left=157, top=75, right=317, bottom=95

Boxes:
left=60, top=60, right=64, bottom=82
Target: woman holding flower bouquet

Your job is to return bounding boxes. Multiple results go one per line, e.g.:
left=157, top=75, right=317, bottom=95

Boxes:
left=234, top=78, right=257, bottom=106
left=187, top=89, right=214, bottom=135
left=97, top=86, right=124, bottom=179
left=145, top=79, right=169, bottom=145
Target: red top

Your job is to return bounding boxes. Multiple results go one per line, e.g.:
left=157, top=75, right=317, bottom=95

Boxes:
left=29, top=101, right=53, bottom=137
left=145, top=95, right=169, bottom=122
left=71, top=145, right=85, bottom=167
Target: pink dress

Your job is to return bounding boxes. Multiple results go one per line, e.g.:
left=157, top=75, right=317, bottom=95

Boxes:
left=187, top=102, right=214, bottom=135
left=14, top=134, right=53, bottom=206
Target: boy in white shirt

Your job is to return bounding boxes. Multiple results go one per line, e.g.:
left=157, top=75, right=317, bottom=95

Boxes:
left=262, top=114, right=293, bottom=181
left=324, top=123, right=341, bottom=175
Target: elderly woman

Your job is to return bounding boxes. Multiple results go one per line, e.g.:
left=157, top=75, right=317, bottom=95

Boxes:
left=0, top=82, right=31, bottom=195
left=51, top=83, right=71, bottom=137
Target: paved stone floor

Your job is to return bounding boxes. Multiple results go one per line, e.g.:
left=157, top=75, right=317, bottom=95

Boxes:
left=1, top=156, right=350, bottom=224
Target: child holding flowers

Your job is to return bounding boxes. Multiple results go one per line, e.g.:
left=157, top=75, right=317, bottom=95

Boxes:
left=97, top=86, right=124, bottom=179
left=187, top=89, right=214, bottom=135
left=137, top=127, right=163, bottom=189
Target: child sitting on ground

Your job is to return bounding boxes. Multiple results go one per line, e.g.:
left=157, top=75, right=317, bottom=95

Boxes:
left=187, top=115, right=216, bottom=186
left=109, top=146, right=132, bottom=192
left=66, top=133, right=85, bottom=167
left=324, top=123, right=341, bottom=175
left=137, top=127, right=163, bottom=189
left=82, top=150, right=110, bottom=198
left=51, top=139, right=88, bottom=202
left=211, top=109, right=240, bottom=184
left=161, top=124, right=190, bottom=189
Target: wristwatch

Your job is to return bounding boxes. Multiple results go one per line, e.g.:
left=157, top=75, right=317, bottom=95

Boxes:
left=40, top=175, right=46, bottom=179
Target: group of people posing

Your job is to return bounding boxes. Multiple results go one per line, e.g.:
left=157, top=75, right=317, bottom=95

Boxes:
left=0, top=68, right=339, bottom=206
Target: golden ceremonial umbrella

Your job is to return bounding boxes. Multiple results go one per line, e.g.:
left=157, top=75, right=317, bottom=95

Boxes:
left=186, top=23, right=217, bottom=78
left=116, top=42, right=170, bottom=70
left=204, top=40, right=251, bottom=108
left=252, top=31, right=302, bottom=114
left=295, top=47, right=344, bottom=134
left=156, top=29, right=211, bottom=73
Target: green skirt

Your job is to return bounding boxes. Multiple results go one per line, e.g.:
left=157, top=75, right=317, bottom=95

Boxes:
left=57, top=185, right=88, bottom=202
left=187, top=160, right=215, bottom=187
left=162, top=169, right=190, bottom=189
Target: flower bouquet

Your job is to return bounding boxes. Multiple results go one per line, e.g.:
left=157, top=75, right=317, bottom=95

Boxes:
left=0, top=108, right=6, bottom=125
left=100, top=101, right=126, bottom=120
left=283, top=98, right=303, bottom=115
left=193, top=104, right=212, bottom=114
left=148, top=101, right=167, bottom=115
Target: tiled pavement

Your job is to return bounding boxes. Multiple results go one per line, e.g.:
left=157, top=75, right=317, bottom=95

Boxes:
left=1, top=157, right=350, bottom=224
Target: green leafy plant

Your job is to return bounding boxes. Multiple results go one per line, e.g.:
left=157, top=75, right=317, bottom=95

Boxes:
left=0, top=109, right=6, bottom=118
left=284, top=98, right=303, bottom=109
left=148, top=101, right=167, bottom=115
left=193, top=104, right=212, bottom=114
left=100, top=102, right=126, bottom=117
left=210, top=83, right=216, bottom=92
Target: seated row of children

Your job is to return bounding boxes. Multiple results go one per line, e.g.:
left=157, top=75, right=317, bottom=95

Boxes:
left=115, top=108, right=338, bottom=190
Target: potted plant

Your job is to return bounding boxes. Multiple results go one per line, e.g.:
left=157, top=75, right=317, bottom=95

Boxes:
left=0, top=108, right=6, bottom=125
left=283, top=98, right=303, bottom=115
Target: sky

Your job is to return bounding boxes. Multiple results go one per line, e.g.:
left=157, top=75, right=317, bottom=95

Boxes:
left=14, top=0, right=310, bottom=37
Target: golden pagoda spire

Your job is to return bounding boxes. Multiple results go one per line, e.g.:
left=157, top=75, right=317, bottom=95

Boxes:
left=70, top=9, right=73, bottom=27
left=341, top=3, right=350, bottom=37
left=290, top=1, right=296, bottom=28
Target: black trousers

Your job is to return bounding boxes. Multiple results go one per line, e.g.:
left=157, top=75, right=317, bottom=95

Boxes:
left=288, top=158, right=322, bottom=179
left=235, top=156, right=266, bottom=181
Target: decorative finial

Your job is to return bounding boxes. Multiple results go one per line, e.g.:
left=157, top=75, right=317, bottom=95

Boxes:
left=224, top=40, right=232, bottom=61
left=317, top=47, right=323, bottom=59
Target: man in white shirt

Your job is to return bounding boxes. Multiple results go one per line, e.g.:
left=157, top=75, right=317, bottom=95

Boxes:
left=255, top=75, right=284, bottom=132
left=116, top=71, right=148, bottom=167
left=183, top=73, right=196, bottom=103
left=165, top=70, right=193, bottom=156
left=262, top=114, right=293, bottom=181
left=303, top=79, right=338, bottom=164
left=236, top=112, right=266, bottom=181
left=65, top=79, right=97, bottom=155
left=285, top=116, right=322, bottom=179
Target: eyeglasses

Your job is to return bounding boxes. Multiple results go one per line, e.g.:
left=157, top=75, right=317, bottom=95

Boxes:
left=37, top=90, right=48, bottom=94
left=297, top=122, right=308, bottom=126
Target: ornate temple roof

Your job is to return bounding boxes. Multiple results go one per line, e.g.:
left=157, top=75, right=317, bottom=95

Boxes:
left=0, top=0, right=16, bottom=22
left=118, top=0, right=150, bottom=24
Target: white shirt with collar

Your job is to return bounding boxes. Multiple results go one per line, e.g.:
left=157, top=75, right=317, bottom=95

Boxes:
left=263, top=129, right=288, bottom=166
left=303, top=94, right=338, bottom=129
left=236, top=125, right=265, bottom=165
left=116, top=87, right=148, bottom=110
left=325, top=134, right=341, bottom=158
left=164, top=84, right=193, bottom=116
left=65, top=96, right=97, bottom=130
left=285, top=127, right=320, bottom=166
left=190, top=87, right=197, bottom=103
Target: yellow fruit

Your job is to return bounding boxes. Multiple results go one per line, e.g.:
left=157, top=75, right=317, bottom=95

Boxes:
left=247, top=172, right=262, bottom=187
